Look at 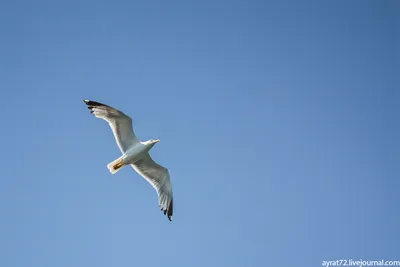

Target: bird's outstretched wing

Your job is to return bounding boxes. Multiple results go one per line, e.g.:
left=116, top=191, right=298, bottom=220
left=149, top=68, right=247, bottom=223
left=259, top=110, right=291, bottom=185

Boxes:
left=83, top=100, right=139, bottom=153
left=131, top=154, right=173, bottom=221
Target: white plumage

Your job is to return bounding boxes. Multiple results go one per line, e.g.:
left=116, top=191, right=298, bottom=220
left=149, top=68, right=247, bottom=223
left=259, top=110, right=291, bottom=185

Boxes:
left=83, top=100, right=173, bottom=221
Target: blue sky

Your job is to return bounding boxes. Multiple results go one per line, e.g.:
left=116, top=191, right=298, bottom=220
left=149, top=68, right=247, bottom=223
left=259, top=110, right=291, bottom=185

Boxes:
left=1, top=1, right=399, bottom=266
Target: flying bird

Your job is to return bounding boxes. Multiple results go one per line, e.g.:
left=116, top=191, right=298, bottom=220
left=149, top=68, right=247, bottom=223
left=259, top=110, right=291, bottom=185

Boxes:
left=83, top=100, right=173, bottom=221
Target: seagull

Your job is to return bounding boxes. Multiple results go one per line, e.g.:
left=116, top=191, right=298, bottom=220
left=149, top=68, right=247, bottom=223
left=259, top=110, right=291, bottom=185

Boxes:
left=83, top=100, right=173, bottom=221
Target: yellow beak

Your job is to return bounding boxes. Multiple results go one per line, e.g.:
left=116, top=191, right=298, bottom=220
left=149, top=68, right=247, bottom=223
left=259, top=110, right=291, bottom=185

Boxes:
left=154, top=139, right=160, bottom=143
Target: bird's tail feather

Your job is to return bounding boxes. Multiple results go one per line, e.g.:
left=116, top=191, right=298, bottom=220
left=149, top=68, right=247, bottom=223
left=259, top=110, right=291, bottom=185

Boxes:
left=107, top=156, right=125, bottom=174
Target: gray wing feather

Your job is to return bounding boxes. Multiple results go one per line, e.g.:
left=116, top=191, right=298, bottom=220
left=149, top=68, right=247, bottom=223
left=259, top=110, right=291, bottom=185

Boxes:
left=84, top=100, right=139, bottom=153
left=131, top=154, right=173, bottom=221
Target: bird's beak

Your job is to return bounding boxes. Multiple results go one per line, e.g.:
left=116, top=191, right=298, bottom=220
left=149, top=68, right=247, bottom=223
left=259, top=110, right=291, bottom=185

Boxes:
left=154, top=139, right=160, bottom=143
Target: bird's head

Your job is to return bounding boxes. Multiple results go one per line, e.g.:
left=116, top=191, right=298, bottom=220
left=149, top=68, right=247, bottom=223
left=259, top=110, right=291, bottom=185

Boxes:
left=145, top=139, right=160, bottom=146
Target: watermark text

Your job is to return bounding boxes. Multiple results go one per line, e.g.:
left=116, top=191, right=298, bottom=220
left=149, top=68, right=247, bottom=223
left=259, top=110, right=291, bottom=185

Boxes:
left=322, top=259, right=400, bottom=267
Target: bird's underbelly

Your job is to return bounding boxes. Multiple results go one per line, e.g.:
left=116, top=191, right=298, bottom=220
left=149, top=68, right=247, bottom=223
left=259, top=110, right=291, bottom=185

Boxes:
left=123, top=145, right=149, bottom=164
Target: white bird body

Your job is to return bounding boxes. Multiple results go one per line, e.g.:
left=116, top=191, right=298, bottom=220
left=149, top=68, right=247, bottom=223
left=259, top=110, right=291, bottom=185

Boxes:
left=107, top=141, right=157, bottom=174
left=124, top=142, right=153, bottom=164
left=83, top=100, right=173, bottom=221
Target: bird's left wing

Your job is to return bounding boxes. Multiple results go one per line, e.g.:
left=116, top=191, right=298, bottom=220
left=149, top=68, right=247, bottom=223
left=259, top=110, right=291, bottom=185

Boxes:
left=131, top=154, right=174, bottom=221
left=84, top=100, right=139, bottom=153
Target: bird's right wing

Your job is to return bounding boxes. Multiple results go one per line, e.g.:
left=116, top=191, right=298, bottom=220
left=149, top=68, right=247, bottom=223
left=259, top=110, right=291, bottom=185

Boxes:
left=84, top=100, right=139, bottom=153
left=131, top=154, right=173, bottom=221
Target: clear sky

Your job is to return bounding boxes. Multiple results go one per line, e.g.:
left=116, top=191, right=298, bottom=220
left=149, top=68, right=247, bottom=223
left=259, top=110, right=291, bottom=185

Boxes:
left=1, top=1, right=399, bottom=266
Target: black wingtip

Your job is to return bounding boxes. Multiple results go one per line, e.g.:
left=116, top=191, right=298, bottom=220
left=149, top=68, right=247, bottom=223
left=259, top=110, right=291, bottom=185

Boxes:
left=166, top=199, right=173, bottom=222
left=160, top=201, right=173, bottom=222
left=83, top=100, right=110, bottom=108
left=83, top=99, right=95, bottom=106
